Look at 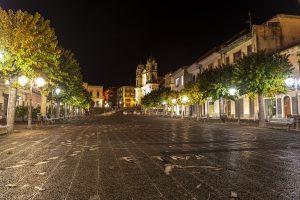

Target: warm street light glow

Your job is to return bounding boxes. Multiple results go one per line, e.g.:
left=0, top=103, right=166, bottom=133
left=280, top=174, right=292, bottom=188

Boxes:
left=0, top=52, right=4, bottom=61
left=18, top=75, right=28, bottom=87
left=55, top=88, right=61, bottom=95
left=4, top=80, right=9, bottom=86
left=162, top=101, right=167, bottom=105
left=228, top=87, right=237, bottom=96
left=171, top=99, right=177, bottom=104
left=285, top=77, right=295, bottom=87
left=35, top=77, right=46, bottom=88
left=182, top=96, right=189, bottom=104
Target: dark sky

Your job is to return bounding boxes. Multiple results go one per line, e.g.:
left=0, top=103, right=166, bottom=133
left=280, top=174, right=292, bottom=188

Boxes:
left=2, top=0, right=300, bottom=87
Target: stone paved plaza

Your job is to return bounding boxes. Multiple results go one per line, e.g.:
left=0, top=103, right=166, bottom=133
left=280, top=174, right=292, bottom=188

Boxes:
left=0, top=114, right=300, bottom=199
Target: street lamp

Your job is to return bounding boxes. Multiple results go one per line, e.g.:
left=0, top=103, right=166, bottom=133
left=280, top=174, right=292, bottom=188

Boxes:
left=228, top=87, right=237, bottom=96
left=18, top=76, right=46, bottom=129
left=285, top=77, right=300, bottom=131
left=18, top=75, right=28, bottom=87
left=182, top=96, right=189, bottom=104
left=35, top=77, right=46, bottom=88
left=4, top=80, right=10, bottom=86
left=228, top=87, right=240, bottom=124
left=55, top=88, right=61, bottom=95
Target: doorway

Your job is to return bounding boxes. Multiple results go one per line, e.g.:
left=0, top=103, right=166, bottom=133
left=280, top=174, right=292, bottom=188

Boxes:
left=283, top=96, right=291, bottom=117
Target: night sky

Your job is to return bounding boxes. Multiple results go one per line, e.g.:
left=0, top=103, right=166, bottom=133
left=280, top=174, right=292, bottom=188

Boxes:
left=2, top=1, right=300, bottom=87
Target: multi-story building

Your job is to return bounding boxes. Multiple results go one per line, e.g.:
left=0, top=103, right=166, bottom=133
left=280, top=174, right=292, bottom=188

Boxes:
left=118, top=86, right=135, bottom=108
left=215, top=14, right=300, bottom=120
left=83, top=82, right=104, bottom=108
left=166, top=14, right=300, bottom=120
left=135, top=58, right=159, bottom=105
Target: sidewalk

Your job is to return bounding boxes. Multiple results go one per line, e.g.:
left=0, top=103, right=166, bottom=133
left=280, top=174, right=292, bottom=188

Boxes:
left=137, top=113, right=296, bottom=132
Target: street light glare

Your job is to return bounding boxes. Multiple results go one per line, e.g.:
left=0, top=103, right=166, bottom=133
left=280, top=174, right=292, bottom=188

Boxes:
left=285, top=77, right=295, bottom=87
left=228, top=87, right=237, bottom=96
left=4, top=80, right=10, bottom=86
left=18, top=75, right=28, bottom=87
left=35, top=77, right=46, bottom=88
left=182, top=96, right=189, bottom=104
left=171, top=99, right=177, bottom=104
left=162, top=101, right=167, bottom=105
left=0, top=52, right=4, bottom=61
left=55, top=88, right=61, bottom=95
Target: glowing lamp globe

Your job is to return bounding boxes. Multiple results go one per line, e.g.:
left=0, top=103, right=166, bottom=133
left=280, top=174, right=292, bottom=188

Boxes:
left=182, top=96, right=189, bottom=104
left=228, top=87, right=237, bottom=96
left=35, top=77, right=46, bottom=88
left=55, top=88, right=61, bottom=95
left=18, top=75, right=28, bottom=87
left=285, top=78, right=295, bottom=87
left=4, top=80, right=10, bottom=86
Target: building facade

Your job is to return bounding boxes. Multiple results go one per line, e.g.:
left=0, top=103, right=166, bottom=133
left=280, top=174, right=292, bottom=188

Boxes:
left=83, top=82, right=104, bottom=108
left=135, top=58, right=159, bottom=105
left=166, top=14, right=300, bottom=120
left=118, top=86, right=135, bottom=108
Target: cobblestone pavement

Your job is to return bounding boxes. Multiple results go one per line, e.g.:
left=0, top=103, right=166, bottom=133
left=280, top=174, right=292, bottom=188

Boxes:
left=1, top=114, right=300, bottom=200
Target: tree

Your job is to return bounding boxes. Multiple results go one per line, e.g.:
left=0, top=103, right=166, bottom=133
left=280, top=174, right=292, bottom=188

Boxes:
left=234, top=51, right=293, bottom=127
left=197, top=64, right=234, bottom=119
left=181, top=83, right=204, bottom=119
left=0, top=8, right=60, bottom=133
left=141, top=88, right=171, bottom=114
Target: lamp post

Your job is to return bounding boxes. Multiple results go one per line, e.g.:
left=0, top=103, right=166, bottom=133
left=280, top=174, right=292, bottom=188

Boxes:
left=54, top=88, right=61, bottom=118
left=229, top=87, right=240, bottom=125
left=285, top=77, right=300, bottom=131
left=181, top=96, right=189, bottom=119
left=18, top=76, right=46, bottom=129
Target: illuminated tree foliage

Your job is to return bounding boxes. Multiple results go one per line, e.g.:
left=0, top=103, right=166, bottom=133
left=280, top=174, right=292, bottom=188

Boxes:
left=197, top=64, right=234, bottom=101
left=54, top=49, right=92, bottom=110
left=234, top=51, right=292, bottom=127
left=0, top=8, right=60, bottom=133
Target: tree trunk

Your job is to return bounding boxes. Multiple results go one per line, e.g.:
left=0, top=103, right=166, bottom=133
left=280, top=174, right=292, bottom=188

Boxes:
left=41, top=95, right=47, bottom=117
left=196, top=103, right=199, bottom=121
left=219, top=98, right=222, bottom=119
left=64, top=103, right=68, bottom=118
left=258, top=94, right=266, bottom=127
left=56, top=100, right=60, bottom=118
left=206, top=100, right=209, bottom=121
left=7, top=87, right=17, bottom=134
left=236, top=99, right=240, bottom=125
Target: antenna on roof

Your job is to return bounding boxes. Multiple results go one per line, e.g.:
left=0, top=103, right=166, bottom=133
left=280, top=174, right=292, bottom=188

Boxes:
left=248, top=11, right=252, bottom=30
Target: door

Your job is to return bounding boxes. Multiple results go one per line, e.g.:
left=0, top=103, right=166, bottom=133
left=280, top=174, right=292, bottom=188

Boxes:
left=284, top=96, right=291, bottom=117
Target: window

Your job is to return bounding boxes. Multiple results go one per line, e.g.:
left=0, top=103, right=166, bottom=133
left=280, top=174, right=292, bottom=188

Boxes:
left=97, top=91, right=99, bottom=98
left=247, top=45, right=253, bottom=55
left=233, top=50, right=242, bottom=62
left=175, top=78, right=180, bottom=87
left=181, top=75, right=184, bottom=85
left=217, top=59, right=222, bottom=66
left=225, top=57, right=230, bottom=65
left=192, top=75, right=196, bottom=83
